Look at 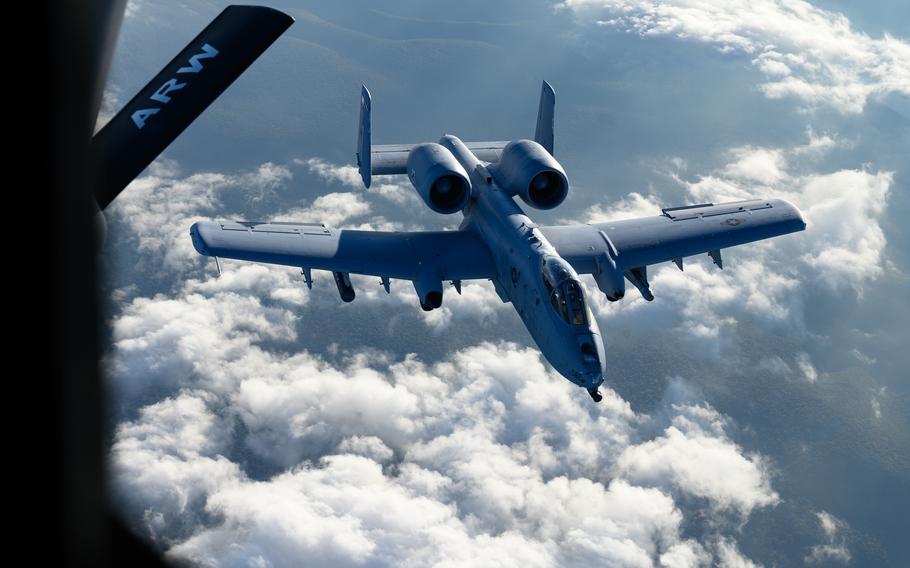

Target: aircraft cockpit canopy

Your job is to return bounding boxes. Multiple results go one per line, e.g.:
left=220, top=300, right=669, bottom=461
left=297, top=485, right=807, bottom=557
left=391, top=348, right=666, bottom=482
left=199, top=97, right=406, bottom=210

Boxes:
left=541, top=256, right=588, bottom=326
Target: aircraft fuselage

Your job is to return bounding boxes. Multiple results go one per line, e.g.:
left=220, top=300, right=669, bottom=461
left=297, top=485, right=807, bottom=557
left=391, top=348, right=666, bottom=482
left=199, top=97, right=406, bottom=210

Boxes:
left=440, top=135, right=606, bottom=389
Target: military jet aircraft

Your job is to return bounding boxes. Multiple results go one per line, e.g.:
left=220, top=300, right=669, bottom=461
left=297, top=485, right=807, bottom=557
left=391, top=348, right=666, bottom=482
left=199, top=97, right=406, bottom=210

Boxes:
left=190, top=82, right=806, bottom=402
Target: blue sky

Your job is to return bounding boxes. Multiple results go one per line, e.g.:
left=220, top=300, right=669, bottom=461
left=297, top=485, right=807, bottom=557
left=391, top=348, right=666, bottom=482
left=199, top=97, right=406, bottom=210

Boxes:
left=102, top=1, right=909, bottom=566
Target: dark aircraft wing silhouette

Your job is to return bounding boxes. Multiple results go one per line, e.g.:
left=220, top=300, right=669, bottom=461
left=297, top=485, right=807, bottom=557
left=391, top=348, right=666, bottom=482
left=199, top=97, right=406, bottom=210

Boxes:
left=91, top=5, right=293, bottom=209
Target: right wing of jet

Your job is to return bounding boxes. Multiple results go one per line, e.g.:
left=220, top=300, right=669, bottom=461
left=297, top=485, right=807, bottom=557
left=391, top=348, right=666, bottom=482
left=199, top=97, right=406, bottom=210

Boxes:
left=540, top=198, right=806, bottom=300
left=190, top=220, right=497, bottom=283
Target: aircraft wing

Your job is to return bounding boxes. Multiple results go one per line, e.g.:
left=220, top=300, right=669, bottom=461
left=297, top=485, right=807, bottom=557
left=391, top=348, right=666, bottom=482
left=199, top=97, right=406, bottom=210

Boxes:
left=540, top=198, right=806, bottom=297
left=190, top=221, right=496, bottom=281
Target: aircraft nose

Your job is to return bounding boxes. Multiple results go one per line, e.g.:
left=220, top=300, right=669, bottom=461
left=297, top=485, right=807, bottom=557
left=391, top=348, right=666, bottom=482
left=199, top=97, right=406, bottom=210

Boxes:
left=585, top=372, right=604, bottom=389
left=575, top=334, right=606, bottom=388
left=577, top=334, right=604, bottom=365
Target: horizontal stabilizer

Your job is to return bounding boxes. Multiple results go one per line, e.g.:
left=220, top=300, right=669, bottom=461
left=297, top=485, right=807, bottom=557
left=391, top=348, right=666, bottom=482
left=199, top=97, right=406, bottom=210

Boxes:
left=370, top=141, right=510, bottom=176
left=92, top=5, right=293, bottom=209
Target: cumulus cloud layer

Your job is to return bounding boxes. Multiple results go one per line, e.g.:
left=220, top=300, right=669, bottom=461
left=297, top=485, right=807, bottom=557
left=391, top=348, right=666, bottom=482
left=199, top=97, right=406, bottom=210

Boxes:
left=108, top=160, right=294, bottom=271
left=616, top=399, right=778, bottom=516
left=111, top=334, right=772, bottom=567
left=561, top=0, right=910, bottom=113
left=680, top=138, right=892, bottom=293
left=297, top=158, right=417, bottom=206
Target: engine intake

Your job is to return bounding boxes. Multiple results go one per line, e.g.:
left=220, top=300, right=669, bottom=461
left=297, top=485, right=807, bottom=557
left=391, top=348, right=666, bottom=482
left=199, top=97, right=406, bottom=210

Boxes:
left=406, top=143, right=472, bottom=214
left=492, top=139, right=568, bottom=209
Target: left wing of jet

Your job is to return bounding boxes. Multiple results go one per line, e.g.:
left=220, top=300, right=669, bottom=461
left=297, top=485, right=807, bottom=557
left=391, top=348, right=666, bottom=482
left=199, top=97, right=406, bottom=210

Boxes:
left=190, top=220, right=496, bottom=282
left=540, top=198, right=806, bottom=300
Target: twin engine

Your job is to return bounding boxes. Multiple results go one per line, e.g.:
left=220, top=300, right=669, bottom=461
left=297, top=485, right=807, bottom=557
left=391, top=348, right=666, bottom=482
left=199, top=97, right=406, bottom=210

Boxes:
left=406, top=143, right=472, bottom=214
left=404, top=138, right=570, bottom=214
left=491, top=140, right=568, bottom=210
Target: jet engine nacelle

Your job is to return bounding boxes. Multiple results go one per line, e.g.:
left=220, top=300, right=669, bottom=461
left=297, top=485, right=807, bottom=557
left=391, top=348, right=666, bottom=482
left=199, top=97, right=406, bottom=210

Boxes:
left=406, top=143, right=472, bottom=214
left=492, top=139, right=568, bottom=210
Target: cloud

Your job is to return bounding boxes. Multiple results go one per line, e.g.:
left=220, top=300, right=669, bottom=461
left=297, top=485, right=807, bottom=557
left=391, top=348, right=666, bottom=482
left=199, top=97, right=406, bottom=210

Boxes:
left=870, top=386, right=886, bottom=421
left=110, top=392, right=241, bottom=545
left=616, top=380, right=779, bottom=517
left=94, top=85, right=122, bottom=133
left=713, top=537, right=761, bottom=568
left=109, top=270, right=778, bottom=564
left=561, top=0, right=910, bottom=113
left=297, top=158, right=418, bottom=206
left=107, top=160, right=294, bottom=271
left=570, top=192, right=663, bottom=224
left=805, top=511, right=851, bottom=564
left=795, top=352, right=818, bottom=383
left=124, top=0, right=145, bottom=20
left=680, top=138, right=893, bottom=294
left=348, top=277, right=509, bottom=332
left=106, top=285, right=300, bottom=401
left=277, top=192, right=372, bottom=227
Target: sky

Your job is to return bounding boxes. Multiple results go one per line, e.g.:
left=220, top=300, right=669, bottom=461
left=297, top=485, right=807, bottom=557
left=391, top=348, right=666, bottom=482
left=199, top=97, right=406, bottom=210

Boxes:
left=101, top=1, right=909, bottom=566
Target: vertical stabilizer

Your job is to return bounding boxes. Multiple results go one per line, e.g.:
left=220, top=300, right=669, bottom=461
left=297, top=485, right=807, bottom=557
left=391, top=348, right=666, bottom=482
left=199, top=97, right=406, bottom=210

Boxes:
left=535, top=80, right=555, bottom=155
left=357, top=85, right=372, bottom=188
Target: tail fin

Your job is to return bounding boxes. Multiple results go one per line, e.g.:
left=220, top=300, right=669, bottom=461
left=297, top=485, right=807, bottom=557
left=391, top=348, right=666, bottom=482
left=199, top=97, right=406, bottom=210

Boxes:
left=534, top=80, right=555, bottom=155
left=357, top=81, right=554, bottom=182
left=91, top=5, right=293, bottom=209
left=357, top=85, right=372, bottom=188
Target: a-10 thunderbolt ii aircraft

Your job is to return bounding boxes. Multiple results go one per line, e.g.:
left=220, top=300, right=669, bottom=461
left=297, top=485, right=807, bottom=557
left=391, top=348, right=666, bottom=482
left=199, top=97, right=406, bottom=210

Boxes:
left=190, top=82, right=806, bottom=402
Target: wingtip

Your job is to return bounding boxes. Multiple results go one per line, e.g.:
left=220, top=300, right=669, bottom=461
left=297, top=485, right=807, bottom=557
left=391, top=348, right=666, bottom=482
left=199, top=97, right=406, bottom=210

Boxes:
left=189, top=222, right=211, bottom=256
left=774, top=198, right=808, bottom=231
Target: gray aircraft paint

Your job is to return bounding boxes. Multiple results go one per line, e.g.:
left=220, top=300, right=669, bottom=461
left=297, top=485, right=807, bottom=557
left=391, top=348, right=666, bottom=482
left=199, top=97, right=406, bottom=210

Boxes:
left=190, top=82, right=806, bottom=399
